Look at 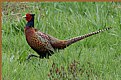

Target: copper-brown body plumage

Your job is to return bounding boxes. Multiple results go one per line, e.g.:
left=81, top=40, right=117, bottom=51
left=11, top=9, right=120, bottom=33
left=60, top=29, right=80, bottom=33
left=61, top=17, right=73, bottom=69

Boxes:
left=24, top=13, right=111, bottom=59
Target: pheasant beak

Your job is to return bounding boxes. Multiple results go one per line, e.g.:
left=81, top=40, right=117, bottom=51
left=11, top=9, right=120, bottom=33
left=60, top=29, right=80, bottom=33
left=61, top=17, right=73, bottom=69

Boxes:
left=22, top=15, right=26, bottom=18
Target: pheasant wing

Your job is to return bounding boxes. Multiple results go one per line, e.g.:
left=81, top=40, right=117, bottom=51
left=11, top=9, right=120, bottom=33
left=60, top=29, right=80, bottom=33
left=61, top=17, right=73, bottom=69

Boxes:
left=35, top=28, right=59, bottom=43
left=36, top=31, right=54, bottom=52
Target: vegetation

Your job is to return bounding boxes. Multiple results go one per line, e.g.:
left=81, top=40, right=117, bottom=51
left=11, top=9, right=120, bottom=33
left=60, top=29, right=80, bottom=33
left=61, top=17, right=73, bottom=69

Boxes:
left=2, top=2, right=121, bottom=80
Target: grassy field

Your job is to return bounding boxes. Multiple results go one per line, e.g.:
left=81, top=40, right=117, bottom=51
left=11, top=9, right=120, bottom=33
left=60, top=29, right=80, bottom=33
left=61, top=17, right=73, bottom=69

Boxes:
left=2, top=2, right=121, bottom=80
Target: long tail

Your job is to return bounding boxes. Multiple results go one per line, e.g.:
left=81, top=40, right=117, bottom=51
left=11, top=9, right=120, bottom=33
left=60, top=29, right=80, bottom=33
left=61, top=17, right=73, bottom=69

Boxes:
left=66, top=27, right=112, bottom=46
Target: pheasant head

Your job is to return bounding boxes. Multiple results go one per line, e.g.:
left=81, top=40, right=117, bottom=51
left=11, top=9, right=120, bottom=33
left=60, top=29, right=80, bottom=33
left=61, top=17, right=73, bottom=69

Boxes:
left=23, top=13, right=35, bottom=27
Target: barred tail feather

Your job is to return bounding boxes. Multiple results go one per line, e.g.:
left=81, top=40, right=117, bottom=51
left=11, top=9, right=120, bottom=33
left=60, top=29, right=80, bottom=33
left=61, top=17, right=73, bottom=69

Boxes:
left=66, top=27, right=112, bottom=46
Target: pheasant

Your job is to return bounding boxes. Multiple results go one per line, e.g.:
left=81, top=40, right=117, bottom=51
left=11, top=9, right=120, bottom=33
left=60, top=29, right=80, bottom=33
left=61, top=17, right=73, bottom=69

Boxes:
left=23, top=13, right=111, bottom=59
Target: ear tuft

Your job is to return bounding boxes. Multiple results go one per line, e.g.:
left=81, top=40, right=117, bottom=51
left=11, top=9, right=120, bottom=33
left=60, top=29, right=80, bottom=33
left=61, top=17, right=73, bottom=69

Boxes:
left=31, top=14, right=35, bottom=16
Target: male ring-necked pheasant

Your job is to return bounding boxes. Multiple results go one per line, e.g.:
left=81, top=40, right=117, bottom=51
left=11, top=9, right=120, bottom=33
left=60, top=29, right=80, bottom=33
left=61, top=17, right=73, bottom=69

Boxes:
left=23, top=13, right=111, bottom=59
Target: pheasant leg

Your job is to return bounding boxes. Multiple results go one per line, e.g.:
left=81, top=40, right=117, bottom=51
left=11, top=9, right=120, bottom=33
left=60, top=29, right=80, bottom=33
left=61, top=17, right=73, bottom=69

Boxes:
left=27, top=54, right=39, bottom=60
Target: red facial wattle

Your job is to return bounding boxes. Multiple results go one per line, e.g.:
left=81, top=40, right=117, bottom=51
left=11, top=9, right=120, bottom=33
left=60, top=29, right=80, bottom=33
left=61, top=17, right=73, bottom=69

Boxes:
left=25, top=13, right=32, bottom=22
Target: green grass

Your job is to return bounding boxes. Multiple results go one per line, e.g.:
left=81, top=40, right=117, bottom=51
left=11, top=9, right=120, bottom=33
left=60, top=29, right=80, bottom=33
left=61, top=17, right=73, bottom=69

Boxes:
left=2, top=2, right=121, bottom=80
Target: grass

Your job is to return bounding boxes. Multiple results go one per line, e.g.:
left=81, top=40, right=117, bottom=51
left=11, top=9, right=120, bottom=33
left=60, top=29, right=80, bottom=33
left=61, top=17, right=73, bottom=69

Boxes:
left=2, top=2, right=121, bottom=80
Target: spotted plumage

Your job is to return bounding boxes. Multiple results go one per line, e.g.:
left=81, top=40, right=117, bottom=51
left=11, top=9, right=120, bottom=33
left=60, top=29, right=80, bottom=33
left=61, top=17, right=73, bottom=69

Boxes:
left=23, top=13, right=111, bottom=59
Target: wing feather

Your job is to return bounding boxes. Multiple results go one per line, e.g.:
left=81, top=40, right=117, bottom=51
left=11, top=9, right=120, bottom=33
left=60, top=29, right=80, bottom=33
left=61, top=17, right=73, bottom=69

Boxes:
left=35, top=31, right=54, bottom=52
